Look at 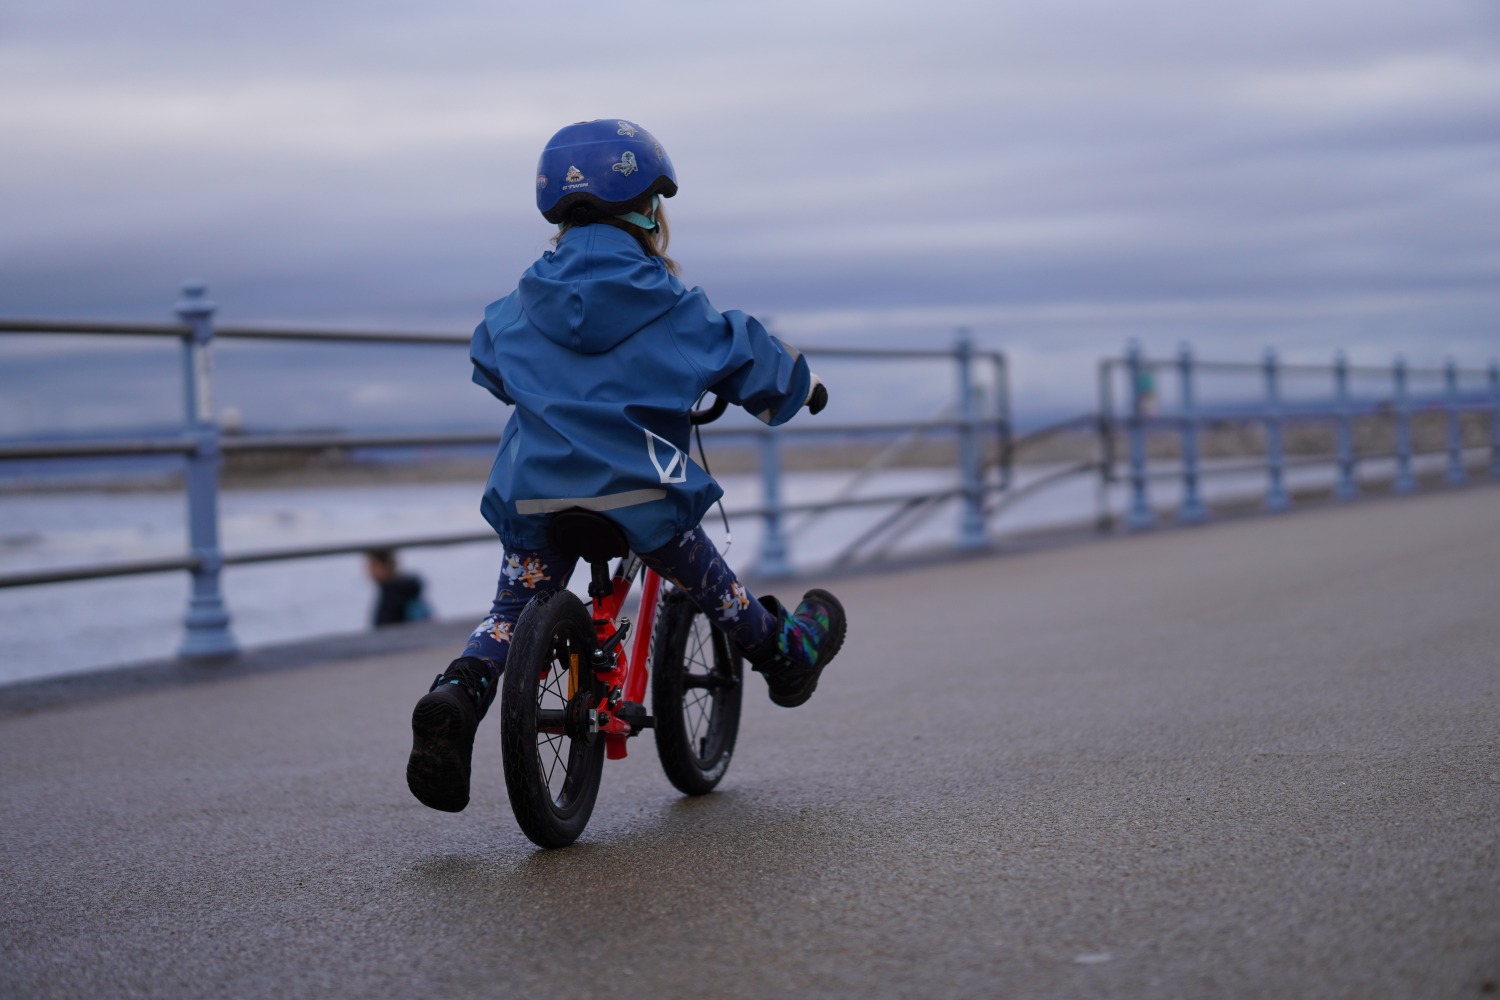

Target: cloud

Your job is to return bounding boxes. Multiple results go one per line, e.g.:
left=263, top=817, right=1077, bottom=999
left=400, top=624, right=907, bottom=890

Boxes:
left=1, top=0, right=1497, bottom=418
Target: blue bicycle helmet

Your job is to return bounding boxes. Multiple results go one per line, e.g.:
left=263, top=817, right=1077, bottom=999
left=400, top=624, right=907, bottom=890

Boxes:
left=535, top=119, right=678, bottom=225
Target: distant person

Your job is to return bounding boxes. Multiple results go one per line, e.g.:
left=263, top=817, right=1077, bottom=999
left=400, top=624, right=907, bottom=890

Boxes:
left=1137, top=367, right=1158, bottom=418
left=405, top=118, right=847, bottom=814
left=365, top=548, right=432, bottom=628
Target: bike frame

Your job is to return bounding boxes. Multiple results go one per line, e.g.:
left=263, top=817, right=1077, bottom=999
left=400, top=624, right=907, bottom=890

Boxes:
left=584, top=555, right=664, bottom=761
left=553, top=394, right=725, bottom=763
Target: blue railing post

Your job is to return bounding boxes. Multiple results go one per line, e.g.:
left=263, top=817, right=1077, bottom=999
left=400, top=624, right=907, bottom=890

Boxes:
left=1176, top=343, right=1207, bottom=524
left=1095, top=360, right=1116, bottom=532
left=993, top=352, right=1013, bottom=492
left=1490, top=362, right=1500, bottom=481
left=1393, top=355, right=1416, bottom=493
left=1263, top=348, right=1289, bottom=511
left=955, top=331, right=989, bottom=550
left=1125, top=340, right=1156, bottom=529
left=175, top=283, right=236, bottom=658
left=1444, top=358, right=1465, bottom=485
left=1333, top=351, right=1358, bottom=500
left=755, top=429, right=792, bottom=579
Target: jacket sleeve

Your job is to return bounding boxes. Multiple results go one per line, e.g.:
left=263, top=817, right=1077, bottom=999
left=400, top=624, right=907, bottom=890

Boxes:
left=469, top=318, right=515, bottom=404
left=669, top=290, right=811, bottom=426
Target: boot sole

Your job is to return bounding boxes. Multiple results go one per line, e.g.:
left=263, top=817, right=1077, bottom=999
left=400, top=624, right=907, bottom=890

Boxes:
left=768, top=589, right=847, bottom=708
left=406, top=692, right=473, bottom=813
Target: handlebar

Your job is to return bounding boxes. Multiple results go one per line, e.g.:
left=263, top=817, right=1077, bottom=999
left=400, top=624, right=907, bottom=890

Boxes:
left=690, top=393, right=729, bottom=426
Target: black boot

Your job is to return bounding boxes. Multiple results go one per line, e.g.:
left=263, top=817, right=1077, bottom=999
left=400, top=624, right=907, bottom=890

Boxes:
left=743, top=589, right=847, bottom=708
left=406, top=657, right=497, bottom=812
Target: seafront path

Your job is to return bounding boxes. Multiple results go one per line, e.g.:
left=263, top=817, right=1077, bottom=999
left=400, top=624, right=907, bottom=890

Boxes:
left=2, top=486, right=1497, bottom=999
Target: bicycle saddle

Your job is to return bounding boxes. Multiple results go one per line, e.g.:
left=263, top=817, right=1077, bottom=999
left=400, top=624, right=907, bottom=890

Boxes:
left=547, top=509, right=630, bottom=598
left=547, top=509, right=629, bottom=562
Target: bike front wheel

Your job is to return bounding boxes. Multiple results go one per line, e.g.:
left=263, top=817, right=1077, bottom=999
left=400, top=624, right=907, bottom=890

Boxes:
left=651, top=588, right=743, bottom=795
left=500, top=589, right=606, bottom=848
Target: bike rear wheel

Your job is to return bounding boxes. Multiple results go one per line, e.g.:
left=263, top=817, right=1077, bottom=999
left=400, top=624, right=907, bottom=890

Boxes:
left=651, top=588, right=743, bottom=795
left=500, top=589, right=606, bottom=848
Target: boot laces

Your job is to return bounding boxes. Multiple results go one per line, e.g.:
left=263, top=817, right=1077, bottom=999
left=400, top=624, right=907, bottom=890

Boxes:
left=431, top=658, right=492, bottom=708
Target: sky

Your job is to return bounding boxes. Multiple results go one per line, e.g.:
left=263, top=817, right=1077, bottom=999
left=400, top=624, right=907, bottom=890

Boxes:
left=2, top=0, right=1498, bottom=431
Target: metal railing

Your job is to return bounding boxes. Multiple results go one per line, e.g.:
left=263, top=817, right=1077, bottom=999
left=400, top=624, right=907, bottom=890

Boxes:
left=1097, top=342, right=1500, bottom=529
left=9, top=288, right=1496, bottom=665
left=906, top=341, right=1500, bottom=543
left=0, top=286, right=1009, bottom=659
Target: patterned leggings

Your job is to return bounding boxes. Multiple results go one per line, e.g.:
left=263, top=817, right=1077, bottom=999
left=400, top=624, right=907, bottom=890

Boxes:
left=461, top=525, right=775, bottom=672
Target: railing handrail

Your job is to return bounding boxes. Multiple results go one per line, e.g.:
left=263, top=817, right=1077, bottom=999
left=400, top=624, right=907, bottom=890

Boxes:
left=0, top=437, right=198, bottom=460
left=0, top=481, right=1000, bottom=591
left=8, top=437, right=1191, bottom=593
left=1103, top=353, right=1495, bottom=380
left=1006, top=412, right=1100, bottom=451
left=22, top=403, right=1500, bottom=465
left=0, top=318, right=189, bottom=338
left=1, top=315, right=1006, bottom=363
left=0, top=417, right=1012, bottom=463
left=1114, top=399, right=1499, bottom=425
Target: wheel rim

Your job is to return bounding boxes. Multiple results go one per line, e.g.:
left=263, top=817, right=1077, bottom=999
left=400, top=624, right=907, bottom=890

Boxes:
left=535, top=630, right=594, bottom=816
left=679, top=614, right=730, bottom=765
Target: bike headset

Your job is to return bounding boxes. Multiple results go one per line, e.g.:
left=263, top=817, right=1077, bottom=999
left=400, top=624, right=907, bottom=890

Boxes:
left=535, top=119, right=678, bottom=230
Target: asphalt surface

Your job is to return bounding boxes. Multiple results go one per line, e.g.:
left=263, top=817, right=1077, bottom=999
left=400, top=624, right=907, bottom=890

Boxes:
left=2, top=487, right=1498, bottom=999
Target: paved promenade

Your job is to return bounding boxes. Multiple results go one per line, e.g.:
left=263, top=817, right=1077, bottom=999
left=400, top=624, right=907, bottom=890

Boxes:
left=3, top=488, right=1498, bottom=998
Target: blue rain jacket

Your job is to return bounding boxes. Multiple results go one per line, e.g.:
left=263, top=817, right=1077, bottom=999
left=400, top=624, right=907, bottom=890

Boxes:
left=470, top=224, right=811, bottom=553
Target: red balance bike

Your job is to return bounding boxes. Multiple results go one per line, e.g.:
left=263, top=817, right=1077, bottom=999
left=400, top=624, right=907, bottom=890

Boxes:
left=499, top=396, right=742, bottom=848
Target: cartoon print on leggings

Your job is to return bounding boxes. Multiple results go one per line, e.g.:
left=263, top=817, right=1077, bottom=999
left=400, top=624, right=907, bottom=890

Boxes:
left=460, top=527, right=772, bottom=671
left=718, top=581, right=750, bottom=621
left=652, top=528, right=762, bottom=648
left=503, top=553, right=551, bottom=589
left=470, top=615, right=514, bottom=647
left=463, top=585, right=534, bottom=669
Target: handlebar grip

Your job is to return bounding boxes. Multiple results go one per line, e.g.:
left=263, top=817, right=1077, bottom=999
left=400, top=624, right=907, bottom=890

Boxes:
left=807, top=381, right=828, bottom=415
left=690, top=393, right=729, bottom=425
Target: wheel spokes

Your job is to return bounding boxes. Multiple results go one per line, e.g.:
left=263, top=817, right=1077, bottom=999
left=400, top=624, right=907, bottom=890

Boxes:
left=678, top=618, right=724, bottom=759
left=537, top=630, right=585, bottom=805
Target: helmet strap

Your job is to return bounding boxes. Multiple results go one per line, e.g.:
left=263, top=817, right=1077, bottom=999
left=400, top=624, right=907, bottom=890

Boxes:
left=614, top=194, right=660, bottom=231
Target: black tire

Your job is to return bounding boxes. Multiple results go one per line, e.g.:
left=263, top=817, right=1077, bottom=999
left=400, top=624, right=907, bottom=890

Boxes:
left=500, top=589, right=606, bottom=848
left=651, top=588, right=743, bottom=795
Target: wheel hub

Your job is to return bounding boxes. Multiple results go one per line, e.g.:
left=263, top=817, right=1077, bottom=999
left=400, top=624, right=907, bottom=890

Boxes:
left=564, top=689, right=599, bottom=745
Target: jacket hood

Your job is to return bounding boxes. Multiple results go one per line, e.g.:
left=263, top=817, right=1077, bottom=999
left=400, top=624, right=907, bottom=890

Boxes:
left=513, top=224, right=680, bottom=354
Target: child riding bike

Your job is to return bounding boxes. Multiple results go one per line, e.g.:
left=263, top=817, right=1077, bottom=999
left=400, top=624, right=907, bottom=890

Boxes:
left=407, top=118, right=848, bottom=814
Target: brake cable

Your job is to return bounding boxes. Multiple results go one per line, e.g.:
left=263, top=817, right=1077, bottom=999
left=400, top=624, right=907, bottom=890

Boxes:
left=692, top=394, right=733, bottom=553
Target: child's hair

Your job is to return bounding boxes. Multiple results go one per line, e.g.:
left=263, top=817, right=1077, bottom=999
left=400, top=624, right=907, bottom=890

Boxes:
left=553, top=196, right=679, bottom=276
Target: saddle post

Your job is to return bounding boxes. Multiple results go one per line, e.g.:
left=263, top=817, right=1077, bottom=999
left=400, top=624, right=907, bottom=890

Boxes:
left=547, top=507, right=633, bottom=659
left=585, top=558, right=614, bottom=602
